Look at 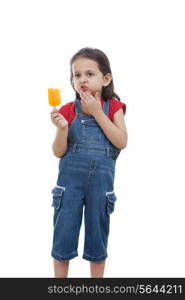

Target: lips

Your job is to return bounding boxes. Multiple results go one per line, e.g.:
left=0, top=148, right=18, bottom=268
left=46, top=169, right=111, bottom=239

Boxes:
left=81, top=86, right=88, bottom=91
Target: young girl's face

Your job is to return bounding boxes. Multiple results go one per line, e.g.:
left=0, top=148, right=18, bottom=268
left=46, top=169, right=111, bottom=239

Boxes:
left=71, top=57, right=112, bottom=98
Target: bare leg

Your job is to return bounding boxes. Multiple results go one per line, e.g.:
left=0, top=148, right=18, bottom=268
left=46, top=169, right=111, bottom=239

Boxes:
left=90, top=260, right=106, bottom=278
left=53, top=259, right=70, bottom=278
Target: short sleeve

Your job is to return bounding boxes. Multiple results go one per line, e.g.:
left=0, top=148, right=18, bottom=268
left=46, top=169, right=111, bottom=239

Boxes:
left=58, top=101, right=75, bottom=125
left=121, top=102, right=126, bottom=115
left=57, top=102, right=73, bottom=124
left=109, top=99, right=127, bottom=121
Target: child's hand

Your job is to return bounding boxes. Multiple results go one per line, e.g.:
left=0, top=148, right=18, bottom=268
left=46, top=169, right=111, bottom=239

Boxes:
left=50, top=109, right=68, bottom=129
left=79, top=91, right=102, bottom=116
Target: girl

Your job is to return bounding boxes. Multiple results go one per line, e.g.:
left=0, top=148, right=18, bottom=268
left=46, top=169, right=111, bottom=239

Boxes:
left=50, top=47, right=128, bottom=278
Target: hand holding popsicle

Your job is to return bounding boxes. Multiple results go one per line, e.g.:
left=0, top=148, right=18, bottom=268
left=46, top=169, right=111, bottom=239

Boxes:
left=50, top=110, right=68, bottom=128
left=48, top=88, right=68, bottom=128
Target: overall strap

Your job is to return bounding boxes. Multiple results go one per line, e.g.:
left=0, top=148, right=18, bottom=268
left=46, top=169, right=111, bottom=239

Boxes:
left=75, top=98, right=81, bottom=114
left=103, top=99, right=109, bottom=115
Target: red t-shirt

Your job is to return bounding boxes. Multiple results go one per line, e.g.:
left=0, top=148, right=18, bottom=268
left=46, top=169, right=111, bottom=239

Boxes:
left=57, top=97, right=126, bottom=126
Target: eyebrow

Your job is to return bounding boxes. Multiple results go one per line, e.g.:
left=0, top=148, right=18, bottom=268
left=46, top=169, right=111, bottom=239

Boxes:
left=73, top=69, right=95, bottom=74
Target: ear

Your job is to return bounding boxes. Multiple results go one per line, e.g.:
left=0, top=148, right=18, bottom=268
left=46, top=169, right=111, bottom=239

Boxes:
left=103, top=73, right=112, bottom=87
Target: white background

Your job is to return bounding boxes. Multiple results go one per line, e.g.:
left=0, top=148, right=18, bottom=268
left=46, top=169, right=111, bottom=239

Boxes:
left=0, top=0, right=184, bottom=277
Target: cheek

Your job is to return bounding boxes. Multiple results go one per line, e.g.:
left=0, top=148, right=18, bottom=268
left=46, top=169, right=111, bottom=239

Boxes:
left=73, top=80, right=78, bottom=89
left=73, top=79, right=76, bottom=85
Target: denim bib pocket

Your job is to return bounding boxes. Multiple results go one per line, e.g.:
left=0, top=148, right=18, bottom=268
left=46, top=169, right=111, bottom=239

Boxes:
left=80, top=118, right=101, bottom=141
left=106, top=191, right=117, bottom=214
left=51, top=186, right=65, bottom=210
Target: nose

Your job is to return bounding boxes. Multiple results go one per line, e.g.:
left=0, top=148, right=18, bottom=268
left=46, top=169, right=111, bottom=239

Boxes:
left=79, top=75, right=88, bottom=84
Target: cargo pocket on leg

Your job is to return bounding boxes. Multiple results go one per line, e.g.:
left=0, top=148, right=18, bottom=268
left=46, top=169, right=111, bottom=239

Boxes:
left=51, top=185, right=65, bottom=210
left=106, top=191, right=117, bottom=214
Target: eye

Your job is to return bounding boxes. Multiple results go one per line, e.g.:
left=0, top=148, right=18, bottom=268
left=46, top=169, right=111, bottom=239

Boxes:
left=73, top=72, right=94, bottom=78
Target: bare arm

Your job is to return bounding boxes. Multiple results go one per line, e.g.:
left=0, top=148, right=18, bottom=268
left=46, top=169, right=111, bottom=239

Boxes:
left=94, top=108, right=128, bottom=149
left=52, top=126, right=68, bottom=158
left=79, top=90, right=128, bottom=149
left=50, top=109, right=69, bottom=158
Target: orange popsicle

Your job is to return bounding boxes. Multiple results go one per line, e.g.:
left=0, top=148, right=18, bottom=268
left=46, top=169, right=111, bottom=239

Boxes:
left=48, top=88, right=61, bottom=108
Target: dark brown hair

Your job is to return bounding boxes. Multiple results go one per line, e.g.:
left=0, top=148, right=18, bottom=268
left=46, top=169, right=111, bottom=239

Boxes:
left=70, top=47, right=121, bottom=101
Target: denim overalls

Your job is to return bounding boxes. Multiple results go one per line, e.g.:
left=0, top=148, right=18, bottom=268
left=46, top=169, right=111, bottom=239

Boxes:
left=51, top=98, right=121, bottom=262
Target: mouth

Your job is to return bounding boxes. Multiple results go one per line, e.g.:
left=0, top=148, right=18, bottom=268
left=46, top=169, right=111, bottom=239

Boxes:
left=80, top=86, right=88, bottom=91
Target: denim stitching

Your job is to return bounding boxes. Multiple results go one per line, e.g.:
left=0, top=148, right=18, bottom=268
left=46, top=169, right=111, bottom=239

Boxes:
left=106, top=191, right=114, bottom=196
left=53, top=250, right=77, bottom=259
left=56, top=185, right=66, bottom=190
left=83, top=253, right=107, bottom=259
